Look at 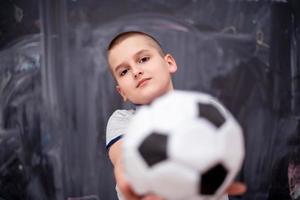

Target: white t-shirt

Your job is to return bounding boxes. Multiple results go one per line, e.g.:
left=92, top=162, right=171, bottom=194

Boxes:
left=106, top=109, right=135, bottom=150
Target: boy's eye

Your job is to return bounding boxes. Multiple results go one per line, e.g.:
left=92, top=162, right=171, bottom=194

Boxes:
left=120, top=69, right=128, bottom=76
left=138, top=56, right=150, bottom=64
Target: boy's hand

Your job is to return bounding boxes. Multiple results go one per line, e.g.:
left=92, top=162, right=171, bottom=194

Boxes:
left=110, top=140, right=164, bottom=200
left=114, top=159, right=139, bottom=200
left=141, top=195, right=165, bottom=200
left=114, top=159, right=164, bottom=200
left=226, top=182, right=247, bottom=196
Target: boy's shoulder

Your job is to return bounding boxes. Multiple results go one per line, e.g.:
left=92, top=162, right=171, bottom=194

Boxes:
left=106, top=109, right=135, bottom=148
left=109, top=109, right=135, bottom=121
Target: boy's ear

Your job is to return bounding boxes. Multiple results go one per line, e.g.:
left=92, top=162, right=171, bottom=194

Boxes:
left=116, top=85, right=127, bottom=102
left=164, top=54, right=177, bottom=73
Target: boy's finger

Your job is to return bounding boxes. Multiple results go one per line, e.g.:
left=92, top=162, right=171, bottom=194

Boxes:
left=121, top=183, right=142, bottom=200
left=225, top=182, right=247, bottom=196
left=141, top=194, right=164, bottom=200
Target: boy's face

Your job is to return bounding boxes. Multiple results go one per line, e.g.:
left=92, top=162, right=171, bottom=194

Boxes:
left=108, top=35, right=177, bottom=105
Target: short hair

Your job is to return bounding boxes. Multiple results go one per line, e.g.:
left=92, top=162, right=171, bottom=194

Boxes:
left=107, top=31, right=165, bottom=56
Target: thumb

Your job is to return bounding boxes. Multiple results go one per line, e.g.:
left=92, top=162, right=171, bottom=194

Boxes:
left=225, top=182, right=247, bottom=196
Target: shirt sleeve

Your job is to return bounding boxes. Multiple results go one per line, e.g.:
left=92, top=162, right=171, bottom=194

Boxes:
left=106, top=109, right=134, bottom=150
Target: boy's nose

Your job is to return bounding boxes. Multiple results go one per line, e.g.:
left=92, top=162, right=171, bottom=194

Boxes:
left=133, top=68, right=144, bottom=79
left=134, top=71, right=143, bottom=79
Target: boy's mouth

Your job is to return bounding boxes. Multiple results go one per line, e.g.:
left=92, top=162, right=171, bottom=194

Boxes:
left=136, top=78, right=151, bottom=88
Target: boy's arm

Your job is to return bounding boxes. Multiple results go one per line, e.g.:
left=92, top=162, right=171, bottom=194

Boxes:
left=109, top=140, right=141, bottom=200
left=108, top=140, right=164, bottom=200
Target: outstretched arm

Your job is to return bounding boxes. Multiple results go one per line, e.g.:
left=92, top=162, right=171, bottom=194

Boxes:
left=109, top=140, right=164, bottom=200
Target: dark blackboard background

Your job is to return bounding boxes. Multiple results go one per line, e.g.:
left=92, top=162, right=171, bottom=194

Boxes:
left=0, top=0, right=299, bottom=200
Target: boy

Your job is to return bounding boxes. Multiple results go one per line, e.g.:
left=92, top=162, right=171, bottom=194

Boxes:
left=106, top=31, right=246, bottom=200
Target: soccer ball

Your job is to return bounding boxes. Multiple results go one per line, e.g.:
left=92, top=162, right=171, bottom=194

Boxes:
left=123, top=90, right=244, bottom=200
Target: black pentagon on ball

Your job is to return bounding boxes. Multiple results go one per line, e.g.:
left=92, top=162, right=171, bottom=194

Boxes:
left=138, top=132, right=168, bottom=167
left=199, top=163, right=228, bottom=195
left=197, top=103, right=225, bottom=128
